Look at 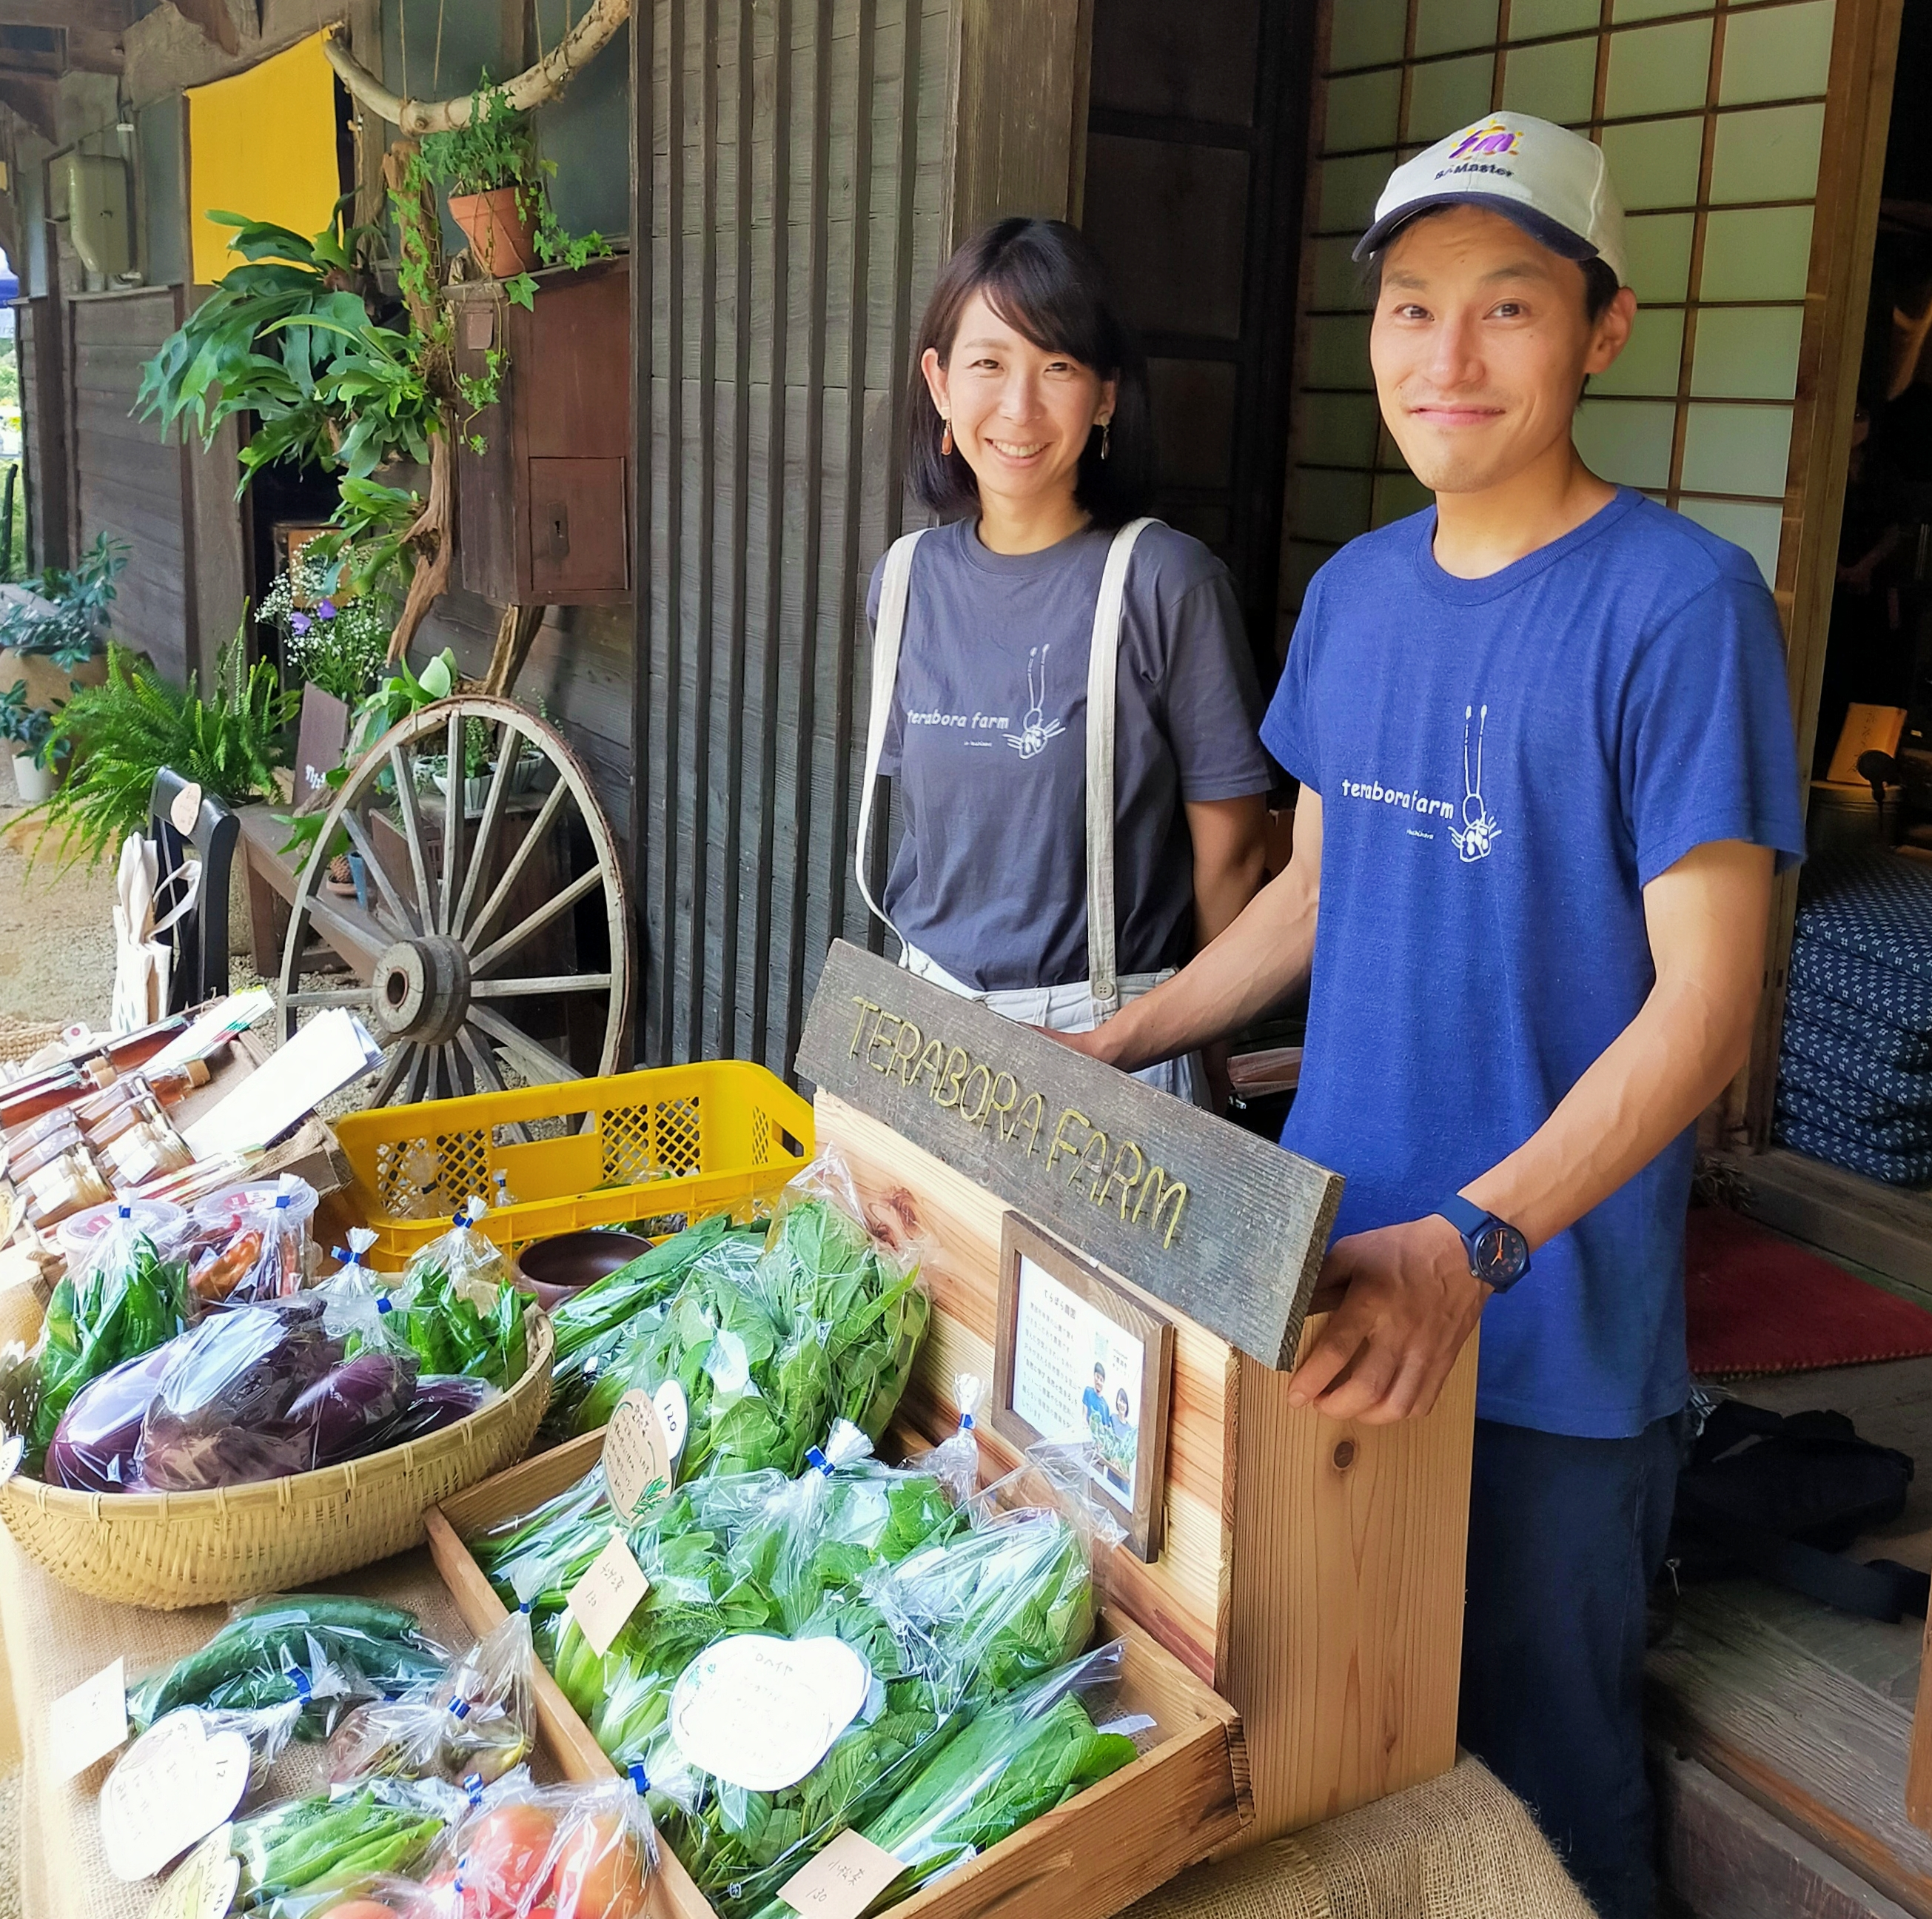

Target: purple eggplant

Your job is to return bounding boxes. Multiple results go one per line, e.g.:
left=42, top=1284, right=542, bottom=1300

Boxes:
left=381, top=1374, right=497, bottom=1444
left=288, top=1351, right=420, bottom=1465
left=45, top=1344, right=175, bottom=1493
left=135, top=1299, right=343, bottom=1490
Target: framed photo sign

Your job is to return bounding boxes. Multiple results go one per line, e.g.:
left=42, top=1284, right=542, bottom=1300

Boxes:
left=993, top=1212, right=1175, bottom=1561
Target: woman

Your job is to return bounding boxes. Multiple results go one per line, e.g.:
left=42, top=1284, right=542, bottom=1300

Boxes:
left=856, top=218, right=1269, bottom=1102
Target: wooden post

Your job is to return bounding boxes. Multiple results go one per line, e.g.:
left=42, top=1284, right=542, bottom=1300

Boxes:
left=944, top=0, right=1094, bottom=243
left=1740, top=0, right=1905, bottom=1149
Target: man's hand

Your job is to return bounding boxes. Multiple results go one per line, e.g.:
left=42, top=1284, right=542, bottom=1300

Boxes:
left=1288, top=1214, right=1487, bottom=1423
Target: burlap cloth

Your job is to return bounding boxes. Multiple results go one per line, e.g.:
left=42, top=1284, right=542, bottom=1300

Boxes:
left=0, top=1533, right=483, bottom=1919
left=0, top=1524, right=1592, bottom=1919
left=1123, top=1758, right=1597, bottom=1919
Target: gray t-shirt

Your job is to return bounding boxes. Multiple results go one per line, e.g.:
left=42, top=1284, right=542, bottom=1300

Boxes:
left=867, top=517, right=1269, bottom=991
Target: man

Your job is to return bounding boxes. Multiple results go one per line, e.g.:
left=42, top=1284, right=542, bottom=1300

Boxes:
left=1061, top=115, right=1805, bottom=1916
left=1082, top=1362, right=1110, bottom=1439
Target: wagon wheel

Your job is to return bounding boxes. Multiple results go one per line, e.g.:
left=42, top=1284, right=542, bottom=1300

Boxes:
left=277, top=696, right=632, bottom=1107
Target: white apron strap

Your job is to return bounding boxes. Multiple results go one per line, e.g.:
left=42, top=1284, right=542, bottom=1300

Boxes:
left=854, top=527, right=929, bottom=947
left=1085, top=517, right=1155, bottom=1016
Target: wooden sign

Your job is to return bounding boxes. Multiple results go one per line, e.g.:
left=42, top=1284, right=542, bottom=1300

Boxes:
left=794, top=941, right=1344, bottom=1369
left=995, top=1213, right=1175, bottom=1561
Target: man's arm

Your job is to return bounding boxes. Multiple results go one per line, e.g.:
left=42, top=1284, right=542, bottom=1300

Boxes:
left=1070, top=789, right=1326, bottom=1068
left=1287, top=838, right=1776, bottom=1424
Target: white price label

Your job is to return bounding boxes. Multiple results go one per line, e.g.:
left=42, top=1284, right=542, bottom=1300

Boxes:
left=603, top=1387, right=676, bottom=1521
left=566, top=1529, right=652, bottom=1658
left=147, top=1826, right=238, bottom=1919
left=102, top=1710, right=252, bottom=1882
left=49, top=1655, right=127, bottom=1781
left=670, top=1634, right=871, bottom=1793
left=654, top=1378, right=689, bottom=1461
left=779, top=1827, right=905, bottom=1919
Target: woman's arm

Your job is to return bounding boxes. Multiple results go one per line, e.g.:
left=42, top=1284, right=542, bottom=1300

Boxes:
left=1185, top=794, right=1269, bottom=945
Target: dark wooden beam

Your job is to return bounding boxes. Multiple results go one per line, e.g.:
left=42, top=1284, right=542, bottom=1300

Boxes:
left=0, top=1, right=130, bottom=28
left=0, top=76, right=54, bottom=140
left=166, top=0, right=243, bottom=57
left=63, top=29, right=127, bottom=72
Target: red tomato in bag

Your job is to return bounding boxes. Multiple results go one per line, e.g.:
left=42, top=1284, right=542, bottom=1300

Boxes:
left=548, top=1809, right=648, bottom=1919
left=458, top=1802, right=559, bottom=1918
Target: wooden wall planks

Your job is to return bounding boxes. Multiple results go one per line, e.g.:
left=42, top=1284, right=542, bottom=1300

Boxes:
left=629, top=0, right=1090, bottom=1082
left=68, top=289, right=192, bottom=684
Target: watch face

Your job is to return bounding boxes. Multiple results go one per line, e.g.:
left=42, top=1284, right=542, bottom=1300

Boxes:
left=1471, top=1222, right=1529, bottom=1287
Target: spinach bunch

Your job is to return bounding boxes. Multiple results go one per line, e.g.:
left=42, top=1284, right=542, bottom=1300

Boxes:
left=839, top=1672, right=1140, bottom=1915
left=26, top=1229, right=192, bottom=1471
left=382, top=1262, right=530, bottom=1387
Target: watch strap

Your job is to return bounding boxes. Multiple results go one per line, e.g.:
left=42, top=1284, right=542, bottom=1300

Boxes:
left=1434, top=1193, right=1489, bottom=1239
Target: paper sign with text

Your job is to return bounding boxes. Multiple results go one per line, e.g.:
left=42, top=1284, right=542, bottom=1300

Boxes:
left=779, top=1827, right=905, bottom=1919
left=148, top=1825, right=240, bottom=1919
left=670, top=1633, right=871, bottom=1792
left=102, top=1709, right=252, bottom=1881
left=50, top=1655, right=127, bottom=1781
left=604, top=1387, right=677, bottom=1521
left=567, top=1529, right=652, bottom=1658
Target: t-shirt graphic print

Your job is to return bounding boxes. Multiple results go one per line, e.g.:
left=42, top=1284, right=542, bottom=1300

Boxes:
left=868, top=516, right=1270, bottom=994
left=1263, top=489, right=1805, bottom=1439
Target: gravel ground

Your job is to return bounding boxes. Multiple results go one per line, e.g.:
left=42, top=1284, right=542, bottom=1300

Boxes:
left=0, top=801, right=118, bottom=1029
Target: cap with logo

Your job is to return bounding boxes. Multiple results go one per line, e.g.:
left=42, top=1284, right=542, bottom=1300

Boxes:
left=1354, top=113, right=1629, bottom=288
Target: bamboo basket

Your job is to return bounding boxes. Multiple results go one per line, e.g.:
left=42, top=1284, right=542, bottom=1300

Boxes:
left=0, top=1283, right=554, bottom=1609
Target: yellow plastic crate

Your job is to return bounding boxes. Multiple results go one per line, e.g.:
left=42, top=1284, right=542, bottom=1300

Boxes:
left=334, top=1062, right=814, bottom=1270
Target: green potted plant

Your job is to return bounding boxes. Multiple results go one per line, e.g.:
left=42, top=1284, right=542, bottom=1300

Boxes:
left=0, top=681, right=59, bottom=803
left=421, top=82, right=542, bottom=279
left=0, top=532, right=127, bottom=720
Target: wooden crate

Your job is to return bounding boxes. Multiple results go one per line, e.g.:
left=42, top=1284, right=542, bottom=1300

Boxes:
left=816, top=1091, right=1477, bottom=1841
left=431, top=1431, right=1253, bottom=1919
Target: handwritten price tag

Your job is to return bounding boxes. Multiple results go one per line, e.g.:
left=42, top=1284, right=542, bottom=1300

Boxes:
left=50, top=1655, right=127, bottom=1781
left=779, top=1828, right=904, bottom=1919
left=103, top=1710, right=252, bottom=1881
left=603, top=1387, right=676, bottom=1521
left=147, top=1826, right=239, bottom=1919
left=566, top=1529, right=651, bottom=1658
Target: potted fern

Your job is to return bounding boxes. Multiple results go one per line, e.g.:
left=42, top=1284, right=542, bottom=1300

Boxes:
left=25, top=629, right=298, bottom=868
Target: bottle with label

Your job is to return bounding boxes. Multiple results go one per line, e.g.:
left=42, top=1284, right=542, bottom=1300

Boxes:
left=71, top=1059, right=212, bottom=1139
left=0, top=1059, right=117, bottom=1135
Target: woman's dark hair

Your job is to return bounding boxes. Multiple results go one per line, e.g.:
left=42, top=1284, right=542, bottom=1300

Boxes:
left=905, top=217, right=1156, bottom=527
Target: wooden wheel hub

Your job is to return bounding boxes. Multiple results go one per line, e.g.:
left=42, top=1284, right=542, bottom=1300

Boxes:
left=278, top=695, right=633, bottom=1108
left=372, top=936, right=471, bottom=1045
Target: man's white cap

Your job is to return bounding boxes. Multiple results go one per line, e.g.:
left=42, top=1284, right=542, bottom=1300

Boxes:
left=1354, top=113, right=1629, bottom=288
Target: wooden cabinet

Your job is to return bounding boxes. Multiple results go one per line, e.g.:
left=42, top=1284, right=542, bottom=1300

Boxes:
left=452, top=258, right=631, bottom=606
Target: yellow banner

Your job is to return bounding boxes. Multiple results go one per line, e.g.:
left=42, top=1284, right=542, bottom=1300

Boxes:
left=187, top=33, right=340, bottom=286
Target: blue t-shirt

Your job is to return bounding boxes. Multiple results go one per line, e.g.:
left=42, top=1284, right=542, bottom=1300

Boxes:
left=1263, top=489, right=1805, bottom=1439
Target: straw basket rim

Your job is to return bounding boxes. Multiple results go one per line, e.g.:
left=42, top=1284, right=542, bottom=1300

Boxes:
left=0, top=1301, right=553, bottom=1606
left=1, top=1313, right=554, bottom=1521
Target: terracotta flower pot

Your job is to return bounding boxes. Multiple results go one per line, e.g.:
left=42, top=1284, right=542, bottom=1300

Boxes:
left=447, top=187, right=539, bottom=278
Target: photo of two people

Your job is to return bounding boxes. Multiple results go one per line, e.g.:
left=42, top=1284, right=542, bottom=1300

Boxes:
left=1080, top=1356, right=1138, bottom=1497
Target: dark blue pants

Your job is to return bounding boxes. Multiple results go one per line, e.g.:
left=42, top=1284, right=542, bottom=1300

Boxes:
left=1458, top=1412, right=1685, bottom=1919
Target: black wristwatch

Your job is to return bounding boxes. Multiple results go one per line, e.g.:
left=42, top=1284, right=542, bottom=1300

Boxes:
left=1433, top=1194, right=1532, bottom=1293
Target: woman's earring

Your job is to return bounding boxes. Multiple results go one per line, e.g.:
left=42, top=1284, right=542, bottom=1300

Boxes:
left=1100, top=420, right=1111, bottom=461
left=940, top=416, right=953, bottom=457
